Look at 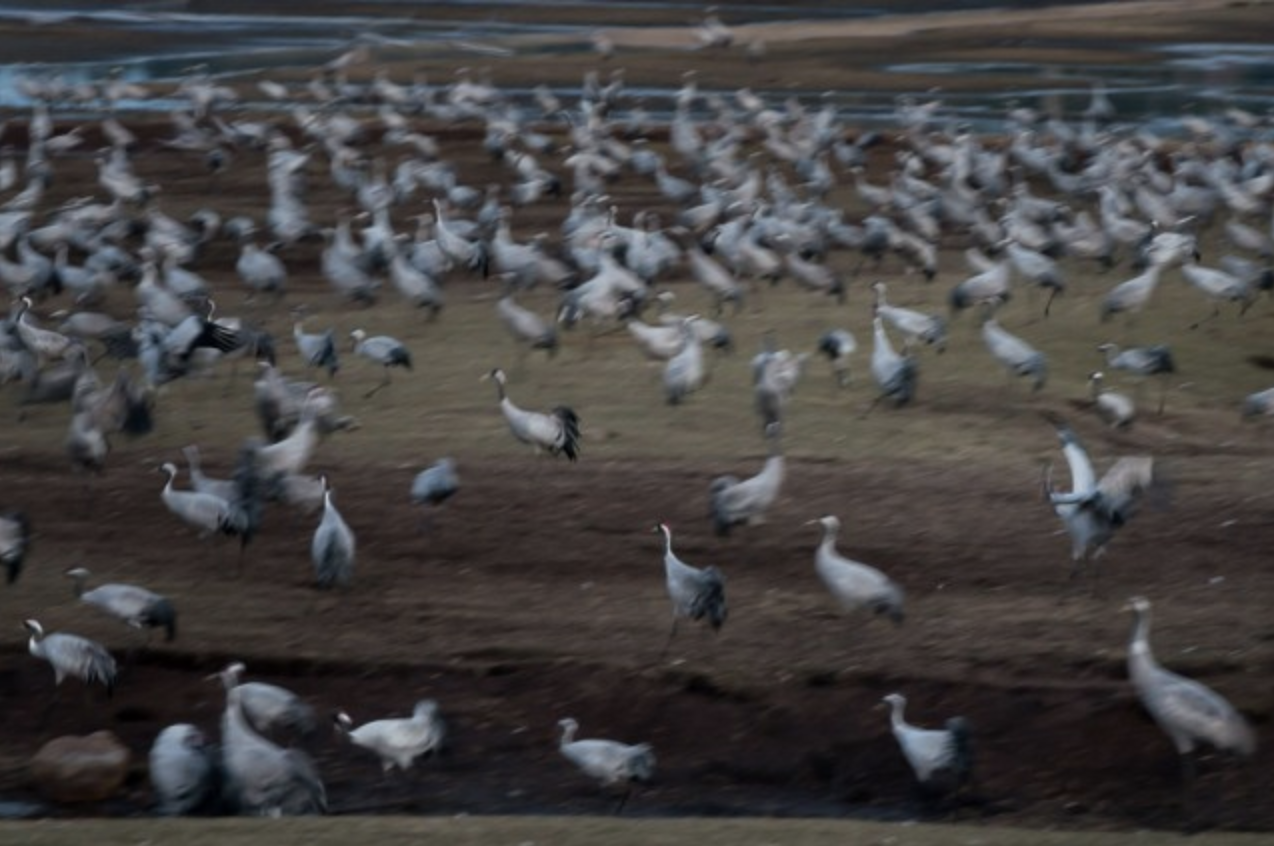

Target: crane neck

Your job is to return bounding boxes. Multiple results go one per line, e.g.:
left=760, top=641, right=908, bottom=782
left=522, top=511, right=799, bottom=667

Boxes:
left=558, top=721, right=578, bottom=746
left=658, top=525, right=673, bottom=556
left=1127, top=606, right=1154, bottom=663
left=887, top=697, right=907, bottom=729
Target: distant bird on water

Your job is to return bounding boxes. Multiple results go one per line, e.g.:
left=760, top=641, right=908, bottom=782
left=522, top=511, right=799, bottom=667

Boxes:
left=652, top=522, right=727, bottom=656
left=483, top=368, right=580, bottom=460
left=349, top=328, right=411, bottom=398
left=1124, top=596, right=1255, bottom=780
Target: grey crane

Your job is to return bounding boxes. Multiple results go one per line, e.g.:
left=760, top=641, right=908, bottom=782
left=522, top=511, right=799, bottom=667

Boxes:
left=881, top=693, right=973, bottom=795
left=0, top=509, right=30, bottom=584
left=312, top=476, right=355, bottom=590
left=24, top=618, right=116, bottom=697
left=1042, top=417, right=1162, bottom=590
left=158, top=459, right=257, bottom=571
left=710, top=422, right=784, bottom=536
left=871, top=281, right=946, bottom=352
left=816, top=328, right=857, bottom=388
left=220, top=683, right=327, bottom=816
left=496, top=292, right=558, bottom=361
left=663, top=316, right=706, bottom=405
left=349, top=328, right=411, bottom=398
left=236, top=241, right=286, bottom=302
left=1241, top=386, right=1274, bottom=419
left=334, top=699, right=446, bottom=773
left=212, top=661, right=318, bottom=739
left=1088, top=371, right=1135, bottom=429
left=652, top=522, right=727, bottom=657
left=808, top=515, right=904, bottom=624
left=1097, top=343, right=1175, bottom=414
left=292, top=319, right=339, bottom=378
left=410, top=458, right=459, bottom=529
left=982, top=318, right=1047, bottom=393
left=484, top=368, right=580, bottom=460
left=65, top=566, right=177, bottom=643
left=1124, top=597, right=1255, bottom=780
left=182, top=443, right=238, bottom=502
left=557, top=717, right=655, bottom=814
left=867, top=316, right=917, bottom=412
left=1181, top=260, right=1255, bottom=328
left=150, top=724, right=219, bottom=816
left=1101, top=263, right=1163, bottom=324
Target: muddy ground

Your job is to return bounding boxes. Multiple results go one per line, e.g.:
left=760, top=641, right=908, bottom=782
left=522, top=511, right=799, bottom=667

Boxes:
left=0, top=0, right=1272, bottom=835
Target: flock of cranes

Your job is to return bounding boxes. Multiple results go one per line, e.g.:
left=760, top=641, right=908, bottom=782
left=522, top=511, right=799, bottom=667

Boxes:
left=0, top=6, right=1268, bottom=826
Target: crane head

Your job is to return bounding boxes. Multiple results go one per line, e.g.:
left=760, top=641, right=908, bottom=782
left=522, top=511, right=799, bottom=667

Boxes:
left=1123, top=596, right=1151, bottom=615
left=881, top=692, right=906, bottom=709
left=64, top=566, right=91, bottom=580
left=22, top=619, right=43, bottom=636
left=158, top=461, right=178, bottom=477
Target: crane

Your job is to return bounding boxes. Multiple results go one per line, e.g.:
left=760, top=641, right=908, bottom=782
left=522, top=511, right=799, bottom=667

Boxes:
left=808, top=515, right=904, bottom=624
left=334, top=699, right=446, bottom=773
left=349, top=328, right=411, bottom=398
left=867, top=316, right=917, bottom=412
left=663, top=317, right=706, bottom=405
left=292, top=319, right=339, bottom=378
left=496, top=293, right=558, bottom=362
left=710, top=423, right=784, bottom=536
left=1088, top=371, right=1135, bottom=429
left=557, top=717, right=655, bottom=813
left=150, top=724, right=219, bottom=816
left=65, top=566, right=177, bottom=642
left=312, top=476, right=355, bottom=589
left=211, top=661, right=317, bottom=738
left=982, top=318, right=1047, bottom=393
left=1042, top=417, right=1162, bottom=590
left=652, top=522, right=727, bottom=657
left=24, top=618, right=116, bottom=697
left=484, top=368, right=580, bottom=460
left=1097, top=343, right=1175, bottom=414
left=881, top=693, right=973, bottom=794
left=410, top=458, right=459, bottom=529
left=220, top=684, right=327, bottom=816
left=1124, top=597, right=1255, bottom=780
left=0, top=510, right=30, bottom=584
left=871, top=281, right=946, bottom=352
left=816, top=328, right=856, bottom=388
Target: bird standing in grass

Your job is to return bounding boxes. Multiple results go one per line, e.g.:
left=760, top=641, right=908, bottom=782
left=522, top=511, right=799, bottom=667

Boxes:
left=1124, top=597, right=1255, bottom=780
left=0, top=510, right=31, bottom=584
left=881, top=693, right=973, bottom=796
left=653, top=522, right=726, bottom=657
left=557, top=717, right=655, bottom=814
left=484, top=368, right=580, bottom=460
left=349, top=328, right=411, bottom=398
left=312, top=476, right=355, bottom=589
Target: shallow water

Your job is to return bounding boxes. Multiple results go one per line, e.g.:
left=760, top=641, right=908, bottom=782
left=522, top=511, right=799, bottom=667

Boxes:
left=0, top=2, right=1269, bottom=135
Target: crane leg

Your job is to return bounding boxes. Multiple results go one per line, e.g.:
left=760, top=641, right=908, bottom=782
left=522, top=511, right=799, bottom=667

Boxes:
left=614, top=786, right=633, bottom=815
left=364, top=368, right=391, bottom=398
left=659, top=617, right=680, bottom=661
left=1157, top=376, right=1168, bottom=416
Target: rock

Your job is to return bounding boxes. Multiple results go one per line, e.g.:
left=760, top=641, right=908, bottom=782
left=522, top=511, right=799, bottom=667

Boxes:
left=30, top=731, right=131, bottom=804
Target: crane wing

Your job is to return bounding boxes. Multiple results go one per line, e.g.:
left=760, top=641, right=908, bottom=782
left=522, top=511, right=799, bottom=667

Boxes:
left=1150, top=669, right=1255, bottom=756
